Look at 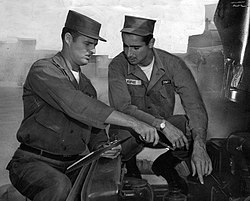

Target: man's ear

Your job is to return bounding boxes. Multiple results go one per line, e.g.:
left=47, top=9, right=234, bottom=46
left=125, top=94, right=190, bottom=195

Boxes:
left=149, top=38, right=155, bottom=48
left=64, top=32, right=72, bottom=46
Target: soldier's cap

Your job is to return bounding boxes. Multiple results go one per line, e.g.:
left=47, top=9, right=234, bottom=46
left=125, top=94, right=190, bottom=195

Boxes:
left=65, top=10, right=106, bottom=42
left=121, top=15, right=156, bottom=36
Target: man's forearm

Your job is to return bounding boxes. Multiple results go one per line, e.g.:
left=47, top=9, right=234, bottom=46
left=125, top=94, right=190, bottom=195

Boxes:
left=151, top=118, right=163, bottom=130
left=105, top=110, right=159, bottom=146
left=192, top=128, right=207, bottom=145
left=105, top=110, right=139, bottom=130
left=119, top=105, right=157, bottom=126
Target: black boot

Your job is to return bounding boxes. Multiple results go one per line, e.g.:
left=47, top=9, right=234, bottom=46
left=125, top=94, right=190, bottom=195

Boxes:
left=125, top=155, right=142, bottom=179
left=152, top=151, right=188, bottom=195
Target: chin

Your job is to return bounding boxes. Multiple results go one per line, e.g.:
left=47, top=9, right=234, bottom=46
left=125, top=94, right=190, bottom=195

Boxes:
left=80, top=60, right=89, bottom=66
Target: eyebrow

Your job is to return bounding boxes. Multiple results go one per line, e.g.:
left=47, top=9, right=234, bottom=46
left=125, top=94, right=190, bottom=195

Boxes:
left=85, top=40, right=98, bottom=46
left=123, top=43, right=142, bottom=48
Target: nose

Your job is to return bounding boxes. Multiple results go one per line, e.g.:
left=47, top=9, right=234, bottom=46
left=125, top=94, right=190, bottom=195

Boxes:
left=127, top=47, right=134, bottom=57
left=90, top=47, right=96, bottom=55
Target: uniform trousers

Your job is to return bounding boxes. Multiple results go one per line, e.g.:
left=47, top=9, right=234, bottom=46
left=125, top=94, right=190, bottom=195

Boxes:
left=6, top=149, right=84, bottom=201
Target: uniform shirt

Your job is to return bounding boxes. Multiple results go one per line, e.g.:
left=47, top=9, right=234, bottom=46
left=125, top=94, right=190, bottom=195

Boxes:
left=71, top=69, right=80, bottom=83
left=138, top=56, right=154, bottom=80
left=108, top=48, right=208, bottom=132
left=17, top=52, right=114, bottom=155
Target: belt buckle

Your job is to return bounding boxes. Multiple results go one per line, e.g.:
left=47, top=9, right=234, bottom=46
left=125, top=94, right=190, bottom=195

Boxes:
left=40, top=150, right=44, bottom=156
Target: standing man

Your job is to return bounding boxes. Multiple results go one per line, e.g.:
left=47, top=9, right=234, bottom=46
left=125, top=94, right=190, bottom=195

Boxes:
left=108, top=15, right=212, bottom=194
left=6, top=11, right=159, bottom=201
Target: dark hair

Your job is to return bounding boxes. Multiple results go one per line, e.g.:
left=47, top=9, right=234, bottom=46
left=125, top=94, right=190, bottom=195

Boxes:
left=61, top=27, right=82, bottom=42
left=142, top=34, right=153, bottom=45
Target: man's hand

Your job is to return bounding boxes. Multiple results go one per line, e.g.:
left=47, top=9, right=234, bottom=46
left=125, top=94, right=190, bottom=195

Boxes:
left=162, top=120, right=189, bottom=149
left=133, top=121, right=159, bottom=146
left=104, top=110, right=159, bottom=146
left=191, top=140, right=213, bottom=184
left=101, top=144, right=122, bottom=159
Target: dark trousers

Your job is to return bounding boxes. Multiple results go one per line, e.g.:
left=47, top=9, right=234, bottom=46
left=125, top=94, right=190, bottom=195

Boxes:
left=6, top=149, right=83, bottom=201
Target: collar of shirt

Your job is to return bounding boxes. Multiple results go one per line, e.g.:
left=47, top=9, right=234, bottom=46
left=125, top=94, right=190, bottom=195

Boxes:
left=71, top=70, right=80, bottom=83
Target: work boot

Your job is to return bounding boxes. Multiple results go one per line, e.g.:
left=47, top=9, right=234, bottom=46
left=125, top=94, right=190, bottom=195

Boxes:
left=152, top=151, right=188, bottom=195
left=125, top=155, right=142, bottom=179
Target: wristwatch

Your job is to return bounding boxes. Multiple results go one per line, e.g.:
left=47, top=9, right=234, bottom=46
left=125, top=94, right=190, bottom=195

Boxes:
left=159, top=120, right=166, bottom=131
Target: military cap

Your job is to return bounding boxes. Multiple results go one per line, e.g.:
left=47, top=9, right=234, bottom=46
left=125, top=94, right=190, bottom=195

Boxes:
left=121, top=15, right=156, bottom=36
left=65, top=10, right=106, bottom=42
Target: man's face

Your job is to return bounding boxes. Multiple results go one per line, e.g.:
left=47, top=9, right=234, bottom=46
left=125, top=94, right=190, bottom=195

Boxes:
left=68, top=34, right=98, bottom=66
left=122, top=33, right=153, bottom=66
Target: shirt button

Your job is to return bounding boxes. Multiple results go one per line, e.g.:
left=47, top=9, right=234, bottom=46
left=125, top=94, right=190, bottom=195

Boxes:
left=70, top=130, right=73, bottom=133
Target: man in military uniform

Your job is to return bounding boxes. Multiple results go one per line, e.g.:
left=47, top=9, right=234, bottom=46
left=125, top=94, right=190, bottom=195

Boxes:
left=6, top=11, right=159, bottom=201
left=108, top=15, right=213, bottom=195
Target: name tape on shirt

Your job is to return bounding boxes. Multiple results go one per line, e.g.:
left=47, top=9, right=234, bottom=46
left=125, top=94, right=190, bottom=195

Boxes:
left=162, top=80, right=171, bottom=85
left=126, top=79, right=142, bottom=85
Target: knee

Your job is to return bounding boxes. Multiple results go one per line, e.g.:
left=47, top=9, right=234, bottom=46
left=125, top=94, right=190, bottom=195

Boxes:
left=153, top=151, right=172, bottom=165
left=52, top=175, right=72, bottom=198
left=27, top=174, right=72, bottom=201
left=152, top=151, right=179, bottom=171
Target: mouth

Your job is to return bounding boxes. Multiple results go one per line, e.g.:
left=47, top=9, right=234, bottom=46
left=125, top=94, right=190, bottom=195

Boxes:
left=128, top=58, right=137, bottom=63
left=85, top=55, right=91, bottom=60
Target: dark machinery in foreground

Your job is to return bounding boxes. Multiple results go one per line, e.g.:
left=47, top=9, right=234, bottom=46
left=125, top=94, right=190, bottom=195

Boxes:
left=214, top=0, right=250, bottom=104
left=206, top=0, right=250, bottom=200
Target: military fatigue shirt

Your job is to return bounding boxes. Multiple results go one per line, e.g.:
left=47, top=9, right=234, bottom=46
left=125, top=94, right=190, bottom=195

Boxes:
left=17, top=52, right=114, bottom=155
left=108, top=48, right=208, bottom=132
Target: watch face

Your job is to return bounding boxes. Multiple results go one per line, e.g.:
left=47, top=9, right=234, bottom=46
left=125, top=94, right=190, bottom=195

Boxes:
left=160, top=122, right=165, bottom=129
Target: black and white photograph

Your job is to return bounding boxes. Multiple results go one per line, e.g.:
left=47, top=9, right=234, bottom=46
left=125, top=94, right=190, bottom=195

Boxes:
left=0, top=0, right=249, bottom=200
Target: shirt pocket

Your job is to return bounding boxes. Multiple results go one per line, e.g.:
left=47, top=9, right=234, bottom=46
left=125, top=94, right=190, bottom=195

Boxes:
left=159, top=83, right=174, bottom=97
left=128, top=83, right=145, bottom=96
left=159, top=87, right=168, bottom=98
left=158, top=84, right=175, bottom=106
left=128, top=85, right=146, bottom=108
left=35, top=105, right=67, bottom=134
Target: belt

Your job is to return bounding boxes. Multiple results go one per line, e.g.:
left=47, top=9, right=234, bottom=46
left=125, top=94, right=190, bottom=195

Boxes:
left=19, top=144, right=80, bottom=161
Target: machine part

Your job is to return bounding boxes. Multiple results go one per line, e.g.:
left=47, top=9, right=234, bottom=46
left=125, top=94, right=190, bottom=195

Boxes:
left=120, top=177, right=154, bottom=201
left=214, top=0, right=250, bottom=103
left=66, top=136, right=131, bottom=173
